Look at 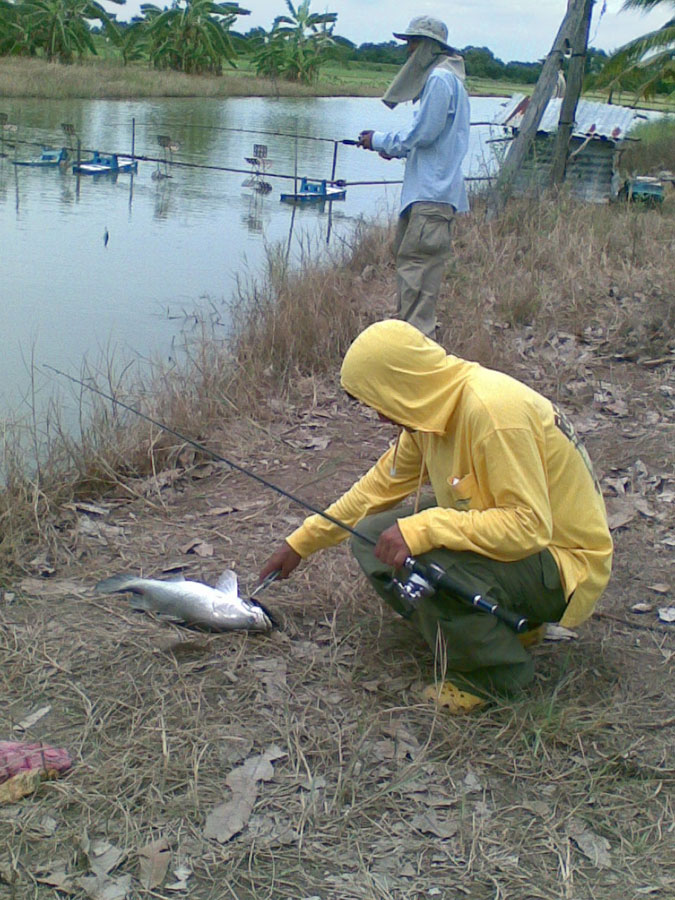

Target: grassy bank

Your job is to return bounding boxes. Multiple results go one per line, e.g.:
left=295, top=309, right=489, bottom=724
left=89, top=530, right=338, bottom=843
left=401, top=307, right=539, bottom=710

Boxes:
left=1, top=179, right=672, bottom=572
left=0, top=185, right=673, bottom=899
left=0, top=55, right=579, bottom=101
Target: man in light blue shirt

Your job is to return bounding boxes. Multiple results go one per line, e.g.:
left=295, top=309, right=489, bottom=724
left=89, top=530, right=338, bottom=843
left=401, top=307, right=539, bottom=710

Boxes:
left=358, top=16, right=470, bottom=336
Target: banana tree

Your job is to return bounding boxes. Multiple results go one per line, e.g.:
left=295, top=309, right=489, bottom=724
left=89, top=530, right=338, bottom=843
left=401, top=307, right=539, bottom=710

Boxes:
left=137, top=0, right=249, bottom=74
left=13, top=0, right=123, bottom=62
left=0, top=1, right=25, bottom=55
left=253, top=0, right=337, bottom=83
left=590, top=0, right=674, bottom=100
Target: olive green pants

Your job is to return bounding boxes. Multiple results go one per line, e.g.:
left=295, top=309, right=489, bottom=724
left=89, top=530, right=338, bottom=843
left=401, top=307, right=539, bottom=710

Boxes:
left=393, top=201, right=455, bottom=337
left=350, top=505, right=567, bottom=697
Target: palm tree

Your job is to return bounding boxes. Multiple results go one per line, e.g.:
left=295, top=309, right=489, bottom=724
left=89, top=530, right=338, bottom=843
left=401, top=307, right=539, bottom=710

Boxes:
left=136, top=0, right=249, bottom=75
left=253, top=0, right=337, bottom=83
left=591, top=0, right=674, bottom=101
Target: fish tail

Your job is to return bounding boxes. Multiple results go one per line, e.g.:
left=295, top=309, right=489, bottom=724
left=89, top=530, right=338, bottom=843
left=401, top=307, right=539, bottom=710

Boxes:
left=94, top=574, right=142, bottom=595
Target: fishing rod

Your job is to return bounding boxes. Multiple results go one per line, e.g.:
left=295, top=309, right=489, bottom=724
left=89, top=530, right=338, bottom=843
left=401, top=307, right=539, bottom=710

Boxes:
left=44, top=365, right=528, bottom=634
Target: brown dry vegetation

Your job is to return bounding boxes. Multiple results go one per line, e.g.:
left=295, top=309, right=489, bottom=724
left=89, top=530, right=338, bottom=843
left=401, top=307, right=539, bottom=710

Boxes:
left=0, top=57, right=385, bottom=100
left=1, top=191, right=674, bottom=900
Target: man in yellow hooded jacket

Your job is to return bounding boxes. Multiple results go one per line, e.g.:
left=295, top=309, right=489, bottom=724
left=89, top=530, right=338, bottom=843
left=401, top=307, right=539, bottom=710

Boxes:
left=260, top=320, right=613, bottom=712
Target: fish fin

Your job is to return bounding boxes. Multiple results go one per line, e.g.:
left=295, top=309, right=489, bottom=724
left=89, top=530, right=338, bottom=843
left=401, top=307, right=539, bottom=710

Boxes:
left=95, top=574, right=142, bottom=595
left=214, top=569, right=238, bottom=597
left=155, top=611, right=184, bottom=623
left=128, top=596, right=152, bottom=612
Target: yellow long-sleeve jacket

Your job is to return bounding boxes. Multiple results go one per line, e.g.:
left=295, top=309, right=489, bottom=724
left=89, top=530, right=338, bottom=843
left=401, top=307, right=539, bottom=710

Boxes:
left=287, top=321, right=612, bottom=627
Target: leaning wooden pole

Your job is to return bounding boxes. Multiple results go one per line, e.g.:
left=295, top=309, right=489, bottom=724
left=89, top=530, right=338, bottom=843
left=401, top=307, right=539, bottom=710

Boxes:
left=487, top=0, right=588, bottom=218
left=549, top=0, right=595, bottom=186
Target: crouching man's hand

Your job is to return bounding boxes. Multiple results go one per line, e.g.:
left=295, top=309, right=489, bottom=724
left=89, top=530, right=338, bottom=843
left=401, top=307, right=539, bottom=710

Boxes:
left=375, top=523, right=411, bottom=569
left=259, top=542, right=302, bottom=581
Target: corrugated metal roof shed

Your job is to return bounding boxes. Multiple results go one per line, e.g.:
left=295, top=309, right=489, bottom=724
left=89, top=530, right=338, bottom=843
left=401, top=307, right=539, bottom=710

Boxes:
left=492, top=94, right=647, bottom=142
left=489, top=95, right=650, bottom=202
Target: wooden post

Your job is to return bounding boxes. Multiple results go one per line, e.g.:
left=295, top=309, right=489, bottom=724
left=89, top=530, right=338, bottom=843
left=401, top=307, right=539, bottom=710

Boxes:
left=330, top=140, right=338, bottom=183
left=487, top=0, right=587, bottom=218
left=549, top=0, right=595, bottom=186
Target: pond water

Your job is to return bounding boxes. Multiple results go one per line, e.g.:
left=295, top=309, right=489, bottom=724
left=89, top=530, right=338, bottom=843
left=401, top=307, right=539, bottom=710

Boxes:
left=0, top=95, right=507, bottom=418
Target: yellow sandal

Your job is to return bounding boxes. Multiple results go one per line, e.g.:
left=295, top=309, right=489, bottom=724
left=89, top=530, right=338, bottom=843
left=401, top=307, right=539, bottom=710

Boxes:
left=423, top=681, right=486, bottom=714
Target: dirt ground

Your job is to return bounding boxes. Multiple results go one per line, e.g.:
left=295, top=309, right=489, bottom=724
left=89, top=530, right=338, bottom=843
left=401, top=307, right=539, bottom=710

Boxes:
left=1, top=312, right=674, bottom=899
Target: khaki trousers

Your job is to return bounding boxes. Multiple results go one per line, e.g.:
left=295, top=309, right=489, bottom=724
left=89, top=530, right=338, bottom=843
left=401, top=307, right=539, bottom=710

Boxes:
left=393, top=201, right=455, bottom=337
left=350, top=505, right=567, bottom=697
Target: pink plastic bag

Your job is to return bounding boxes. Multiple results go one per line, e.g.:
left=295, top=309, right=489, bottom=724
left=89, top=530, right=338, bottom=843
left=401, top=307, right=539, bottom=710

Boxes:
left=0, top=741, right=72, bottom=784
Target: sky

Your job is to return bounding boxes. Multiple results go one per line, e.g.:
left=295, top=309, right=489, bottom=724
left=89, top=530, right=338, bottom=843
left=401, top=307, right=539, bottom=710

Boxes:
left=104, top=0, right=671, bottom=63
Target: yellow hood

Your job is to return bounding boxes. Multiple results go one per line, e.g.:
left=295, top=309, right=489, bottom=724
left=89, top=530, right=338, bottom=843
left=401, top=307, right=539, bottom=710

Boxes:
left=340, top=320, right=474, bottom=435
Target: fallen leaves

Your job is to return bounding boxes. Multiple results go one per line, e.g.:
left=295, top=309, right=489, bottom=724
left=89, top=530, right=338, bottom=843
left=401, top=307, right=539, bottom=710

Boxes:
left=180, top=538, right=214, bottom=558
left=568, top=818, right=612, bottom=868
left=137, top=838, right=170, bottom=889
left=12, top=706, right=51, bottom=732
left=203, top=746, right=286, bottom=844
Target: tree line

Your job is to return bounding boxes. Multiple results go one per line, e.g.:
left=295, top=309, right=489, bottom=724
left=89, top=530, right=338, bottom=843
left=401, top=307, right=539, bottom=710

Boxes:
left=0, top=0, right=671, bottom=98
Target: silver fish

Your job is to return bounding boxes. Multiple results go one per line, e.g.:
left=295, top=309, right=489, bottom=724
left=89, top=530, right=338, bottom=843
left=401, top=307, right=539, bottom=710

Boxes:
left=94, top=569, right=275, bottom=632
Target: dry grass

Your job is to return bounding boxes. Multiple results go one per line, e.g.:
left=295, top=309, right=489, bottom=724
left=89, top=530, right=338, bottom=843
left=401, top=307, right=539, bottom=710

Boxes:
left=228, top=225, right=393, bottom=398
left=1, top=403, right=673, bottom=898
left=0, top=190, right=673, bottom=898
left=0, top=57, right=385, bottom=100
left=437, top=192, right=674, bottom=367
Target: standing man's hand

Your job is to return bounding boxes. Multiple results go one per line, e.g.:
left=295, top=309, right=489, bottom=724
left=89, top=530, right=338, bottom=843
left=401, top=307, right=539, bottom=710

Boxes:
left=358, top=130, right=374, bottom=151
left=375, top=523, right=411, bottom=569
left=259, top=542, right=302, bottom=581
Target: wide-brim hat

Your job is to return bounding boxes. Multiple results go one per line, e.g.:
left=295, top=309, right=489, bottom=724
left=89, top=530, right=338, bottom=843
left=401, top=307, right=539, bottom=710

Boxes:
left=393, top=15, right=453, bottom=52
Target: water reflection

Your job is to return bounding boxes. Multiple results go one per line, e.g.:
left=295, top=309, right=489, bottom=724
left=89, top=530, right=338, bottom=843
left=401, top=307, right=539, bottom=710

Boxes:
left=0, top=95, right=507, bottom=415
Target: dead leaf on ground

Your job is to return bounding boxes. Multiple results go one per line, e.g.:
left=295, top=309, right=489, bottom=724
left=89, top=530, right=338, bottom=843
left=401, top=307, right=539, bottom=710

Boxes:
left=18, top=578, right=85, bottom=598
left=165, top=865, right=193, bottom=892
left=411, top=811, right=458, bottom=839
left=462, top=771, right=482, bottom=793
left=250, top=658, right=287, bottom=701
left=77, top=517, right=125, bottom=542
left=13, top=705, right=51, bottom=732
left=203, top=746, right=285, bottom=843
left=634, top=498, right=658, bottom=518
left=181, top=538, right=214, bottom=558
left=35, top=867, right=76, bottom=894
left=64, top=501, right=110, bottom=516
left=204, top=505, right=237, bottom=517
left=605, top=497, right=638, bottom=531
left=137, top=838, right=170, bottom=889
left=631, top=602, right=654, bottom=614
left=135, top=469, right=184, bottom=495
left=203, top=783, right=256, bottom=844
left=77, top=873, right=132, bottom=900
left=567, top=818, right=611, bottom=868
left=87, top=841, right=126, bottom=878
left=657, top=607, right=675, bottom=624
left=648, top=583, right=670, bottom=594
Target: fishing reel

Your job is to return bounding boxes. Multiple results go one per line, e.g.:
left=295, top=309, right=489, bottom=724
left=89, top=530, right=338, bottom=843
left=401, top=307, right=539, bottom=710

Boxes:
left=388, top=559, right=441, bottom=619
left=388, top=558, right=530, bottom=633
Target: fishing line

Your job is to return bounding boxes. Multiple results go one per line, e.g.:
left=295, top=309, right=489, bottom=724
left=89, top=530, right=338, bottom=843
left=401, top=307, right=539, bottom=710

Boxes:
left=43, top=365, right=376, bottom=547
left=43, top=365, right=529, bottom=632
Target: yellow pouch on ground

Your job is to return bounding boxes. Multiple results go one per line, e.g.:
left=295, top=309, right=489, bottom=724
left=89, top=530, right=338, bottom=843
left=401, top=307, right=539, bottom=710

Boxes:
left=423, top=681, right=485, bottom=714
left=0, top=769, right=46, bottom=804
